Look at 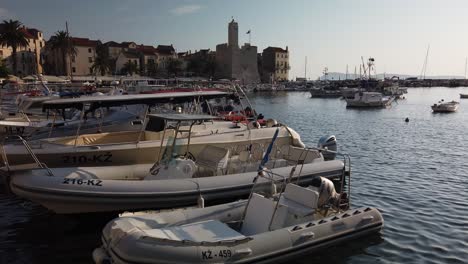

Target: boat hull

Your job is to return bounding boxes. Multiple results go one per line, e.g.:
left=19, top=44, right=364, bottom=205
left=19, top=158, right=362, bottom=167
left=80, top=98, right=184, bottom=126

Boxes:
left=94, top=202, right=383, bottom=264
left=10, top=160, right=345, bottom=214
left=1, top=126, right=299, bottom=169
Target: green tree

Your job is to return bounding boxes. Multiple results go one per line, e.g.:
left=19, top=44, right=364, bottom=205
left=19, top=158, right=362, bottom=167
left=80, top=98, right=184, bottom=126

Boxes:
left=167, top=58, right=183, bottom=77
left=0, top=19, right=29, bottom=75
left=91, top=42, right=110, bottom=76
left=0, top=60, right=10, bottom=77
left=122, top=61, right=138, bottom=76
left=48, top=30, right=77, bottom=75
left=146, top=60, right=158, bottom=77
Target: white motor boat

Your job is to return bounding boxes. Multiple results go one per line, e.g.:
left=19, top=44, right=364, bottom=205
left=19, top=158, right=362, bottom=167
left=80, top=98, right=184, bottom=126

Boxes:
left=345, top=92, right=393, bottom=108
left=431, top=100, right=459, bottom=113
left=92, top=154, right=382, bottom=264
left=1, top=90, right=257, bottom=169
left=8, top=114, right=343, bottom=214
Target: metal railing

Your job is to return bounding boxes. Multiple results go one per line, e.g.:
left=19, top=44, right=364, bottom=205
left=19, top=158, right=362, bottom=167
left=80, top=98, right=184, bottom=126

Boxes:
left=3, top=135, right=53, bottom=176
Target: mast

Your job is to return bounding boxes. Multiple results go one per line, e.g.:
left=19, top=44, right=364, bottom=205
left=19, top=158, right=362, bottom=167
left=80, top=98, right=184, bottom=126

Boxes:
left=420, top=44, right=430, bottom=80
left=66, top=21, right=73, bottom=82
left=304, top=56, right=307, bottom=80
left=345, top=64, right=348, bottom=80
left=354, top=66, right=357, bottom=80
left=464, top=57, right=467, bottom=79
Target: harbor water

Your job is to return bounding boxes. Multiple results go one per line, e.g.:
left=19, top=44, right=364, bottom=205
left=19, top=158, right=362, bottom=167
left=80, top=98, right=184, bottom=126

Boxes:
left=1, top=87, right=467, bottom=263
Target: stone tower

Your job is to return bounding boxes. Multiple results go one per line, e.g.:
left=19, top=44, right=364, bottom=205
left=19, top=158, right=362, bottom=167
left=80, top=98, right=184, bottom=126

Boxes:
left=228, top=19, right=238, bottom=48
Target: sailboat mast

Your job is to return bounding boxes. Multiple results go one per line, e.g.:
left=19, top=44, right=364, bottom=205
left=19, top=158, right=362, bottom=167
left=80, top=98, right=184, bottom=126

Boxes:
left=304, top=56, right=307, bottom=80
left=66, top=21, right=73, bottom=82
left=420, top=44, right=430, bottom=80
left=464, top=57, right=467, bottom=79
left=345, top=64, right=348, bottom=80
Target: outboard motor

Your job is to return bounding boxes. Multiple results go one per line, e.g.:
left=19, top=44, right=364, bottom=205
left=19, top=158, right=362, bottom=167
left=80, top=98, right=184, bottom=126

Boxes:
left=317, top=135, right=337, bottom=160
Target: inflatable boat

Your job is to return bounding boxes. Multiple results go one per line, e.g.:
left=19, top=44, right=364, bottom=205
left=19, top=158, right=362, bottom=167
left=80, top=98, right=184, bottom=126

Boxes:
left=9, top=148, right=344, bottom=214
left=93, top=174, right=383, bottom=264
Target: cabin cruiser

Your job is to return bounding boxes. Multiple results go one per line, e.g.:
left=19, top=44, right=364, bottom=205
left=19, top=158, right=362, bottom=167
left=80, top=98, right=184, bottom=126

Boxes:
left=431, top=100, right=459, bottom=113
left=92, top=150, right=382, bottom=264
left=345, top=92, right=393, bottom=108
left=8, top=114, right=342, bottom=214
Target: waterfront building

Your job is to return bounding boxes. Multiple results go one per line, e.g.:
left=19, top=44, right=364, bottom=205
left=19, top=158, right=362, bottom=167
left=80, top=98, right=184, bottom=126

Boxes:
left=155, top=45, right=177, bottom=74
left=0, top=25, right=45, bottom=76
left=43, top=37, right=99, bottom=77
left=70, top=37, right=99, bottom=76
left=261, top=46, right=289, bottom=82
left=215, top=19, right=260, bottom=83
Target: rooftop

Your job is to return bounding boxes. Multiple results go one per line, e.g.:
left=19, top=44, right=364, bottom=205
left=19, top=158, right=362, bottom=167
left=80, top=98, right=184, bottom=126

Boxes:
left=263, top=46, right=288, bottom=53
left=71, top=37, right=99, bottom=47
left=156, top=45, right=175, bottom=55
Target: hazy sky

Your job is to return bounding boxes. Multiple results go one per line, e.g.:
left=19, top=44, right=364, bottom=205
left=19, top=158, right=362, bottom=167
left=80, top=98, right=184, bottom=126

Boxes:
left=1, top=0, right=468, bottom=79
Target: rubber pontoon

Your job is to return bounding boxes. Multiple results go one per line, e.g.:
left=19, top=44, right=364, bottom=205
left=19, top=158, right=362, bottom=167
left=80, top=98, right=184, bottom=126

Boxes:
left=93, top=177, right=383, bottom=264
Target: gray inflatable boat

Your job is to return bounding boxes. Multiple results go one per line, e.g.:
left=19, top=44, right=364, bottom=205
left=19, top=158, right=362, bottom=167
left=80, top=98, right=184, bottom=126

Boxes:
left=93, top=171, right=383, bottom=264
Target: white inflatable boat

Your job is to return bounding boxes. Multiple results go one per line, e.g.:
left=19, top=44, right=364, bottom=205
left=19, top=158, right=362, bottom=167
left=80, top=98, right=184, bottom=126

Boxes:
left=9, top=148, right=344, bottom=214
left=8, top=114, right=342, bottom=214
left=93, top=173, right=383, bottom=264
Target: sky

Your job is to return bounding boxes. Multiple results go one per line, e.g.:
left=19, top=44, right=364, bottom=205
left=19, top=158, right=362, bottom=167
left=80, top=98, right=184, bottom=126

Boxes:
left=1, top=0, right=468, bottom=79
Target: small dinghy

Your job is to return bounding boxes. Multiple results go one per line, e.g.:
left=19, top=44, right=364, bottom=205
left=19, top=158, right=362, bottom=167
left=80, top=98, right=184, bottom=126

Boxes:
left=460, top=93, right=468, bottom=99
left=8, top=115, right=344, bottom=214
left=431, top=99, right=459, bottom=113
left=93, top=154, right=383, bottom=264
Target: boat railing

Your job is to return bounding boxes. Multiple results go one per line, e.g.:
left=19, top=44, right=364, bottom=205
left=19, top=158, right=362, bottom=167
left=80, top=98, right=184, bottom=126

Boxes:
left=304, top=146, right=351, bottom=206
left=3, top=135, right=53, bottom=176
left=239, top=145, right=351, bottom=232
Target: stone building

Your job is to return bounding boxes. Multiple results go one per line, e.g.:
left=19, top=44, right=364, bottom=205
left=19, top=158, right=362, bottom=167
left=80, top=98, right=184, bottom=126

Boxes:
left=261, top=46, right=289, bottom=82
left=215, top=19, right=260, bottom=83
left=0, top=26, right=45, bottom=76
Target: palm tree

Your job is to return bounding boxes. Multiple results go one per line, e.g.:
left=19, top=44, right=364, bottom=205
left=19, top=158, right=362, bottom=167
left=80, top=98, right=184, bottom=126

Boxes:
left=122, top=61, right=138, bottom=76
left=48, top=30, right=77, bottom=76
left=0, top=19, right=29, bottom=75
left=91, top=42, right=110, bottom=76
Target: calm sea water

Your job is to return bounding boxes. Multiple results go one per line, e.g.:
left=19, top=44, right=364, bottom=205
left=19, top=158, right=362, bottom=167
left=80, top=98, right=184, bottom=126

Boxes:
left=1, top=87, right=467, bottom=263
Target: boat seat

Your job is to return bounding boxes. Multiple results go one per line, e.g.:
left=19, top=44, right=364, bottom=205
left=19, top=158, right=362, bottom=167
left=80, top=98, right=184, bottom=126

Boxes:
left=195, top=145, right=230, bottom=176
left=241, top=193, right=288, bottom=236
left=279, top=183, right=319, bottom=216
left=143, top=220, right=246, bottom=243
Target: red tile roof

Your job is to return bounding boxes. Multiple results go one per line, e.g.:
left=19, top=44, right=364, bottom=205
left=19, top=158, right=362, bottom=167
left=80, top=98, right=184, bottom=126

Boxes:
left=19, top=28, right=35, bottom=39
left=71, top=37, right=99, bottom=47
left=136, top=44, right=157, bottom=55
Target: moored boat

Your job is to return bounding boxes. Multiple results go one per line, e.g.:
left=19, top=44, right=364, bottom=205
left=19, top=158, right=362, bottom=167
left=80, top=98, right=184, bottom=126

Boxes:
left=7, top=114, right=342, bottom=214
left=460, top=93, right=468, bottom=99
left=92, top=151, right=382, bottom=264
left=431, top=100, right=459, bottom=113
left=345, top=92, right=393, bottom=108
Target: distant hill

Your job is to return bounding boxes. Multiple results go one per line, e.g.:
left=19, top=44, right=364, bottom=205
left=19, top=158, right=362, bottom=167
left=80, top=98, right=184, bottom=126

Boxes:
left=320, top=72, right=465, bottom=80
